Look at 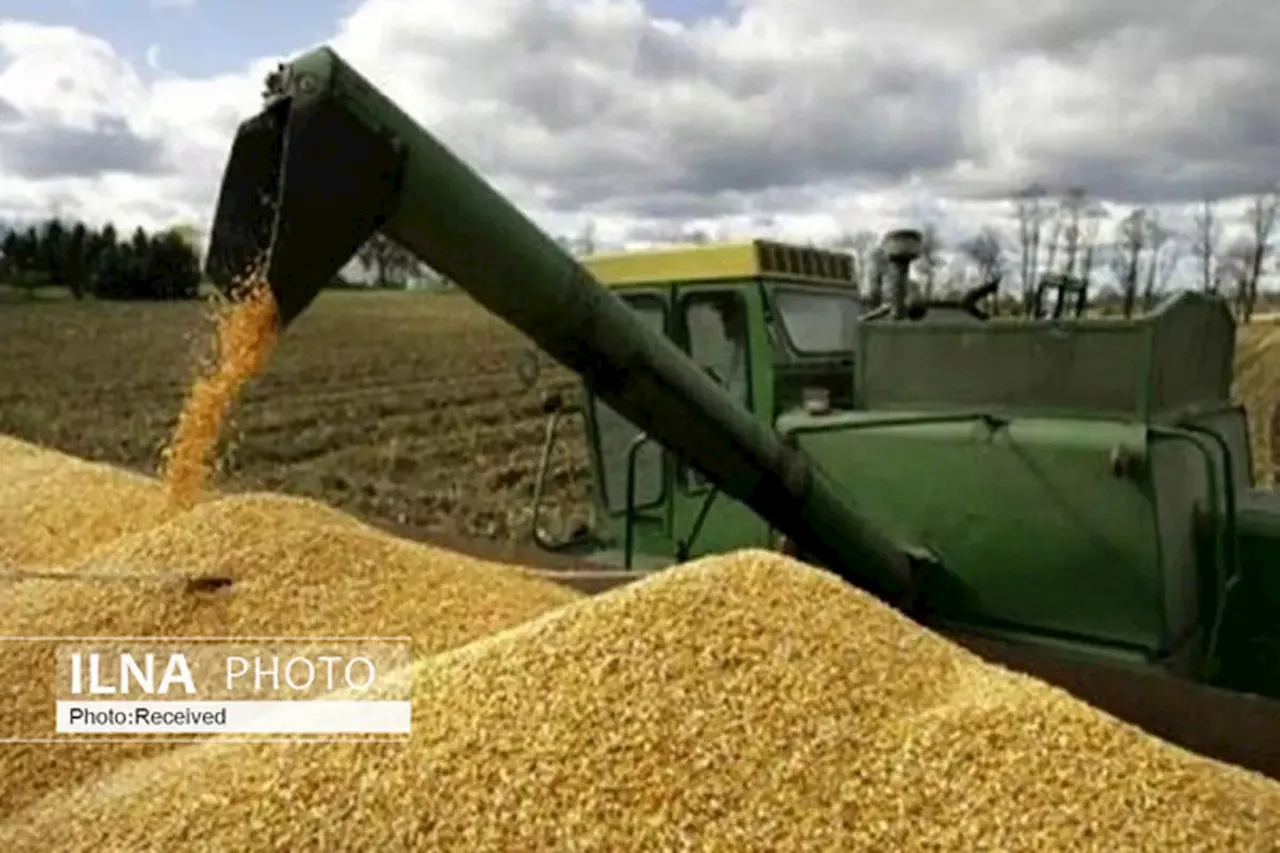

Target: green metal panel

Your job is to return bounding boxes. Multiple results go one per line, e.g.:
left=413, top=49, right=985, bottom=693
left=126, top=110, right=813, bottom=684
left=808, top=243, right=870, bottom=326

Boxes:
left=1146, top=430, right=1212, bottom=666
left=855, top=292, right=1235, bottom=420
left=1218, top=490, right=1280, bottom=695
left=1237, top=492, right=1280, bottom=613
left=1161, top=404, right=1268, bottom=692
left=784, top=412, right=1181, bottom=656
left=1191, top=405, right=1255, bottom=489
left=1148, top=296, right=1237, bottom=419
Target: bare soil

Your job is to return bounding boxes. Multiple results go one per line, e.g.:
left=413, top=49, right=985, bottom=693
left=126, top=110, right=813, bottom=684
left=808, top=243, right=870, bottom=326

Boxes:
left=0, top=290, right=592, bottom=547
left=2, top=290, right=1278, bottom=556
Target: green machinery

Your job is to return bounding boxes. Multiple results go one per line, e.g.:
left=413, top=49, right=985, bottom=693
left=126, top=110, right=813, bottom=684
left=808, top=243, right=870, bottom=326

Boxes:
left=205, top=46, right=1280, bottom=779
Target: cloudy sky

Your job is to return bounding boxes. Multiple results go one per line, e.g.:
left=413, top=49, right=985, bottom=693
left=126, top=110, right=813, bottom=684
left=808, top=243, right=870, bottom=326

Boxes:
left=0, top=0, right=1274, bottom=258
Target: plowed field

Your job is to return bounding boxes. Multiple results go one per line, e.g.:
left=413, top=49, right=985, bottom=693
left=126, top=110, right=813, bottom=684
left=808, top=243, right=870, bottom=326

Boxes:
left=2, top=290, right=1279, bottom=553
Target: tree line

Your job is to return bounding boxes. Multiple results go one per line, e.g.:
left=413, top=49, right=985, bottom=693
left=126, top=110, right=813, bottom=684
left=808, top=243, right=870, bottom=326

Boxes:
left=826, top=184, right=1280, bottom=321
left=347, top=227, right=600, bottom=291
left=0, top=216, right=564, bottom=299
left=7, top=188, right=1278, bottom=320
left=0, top=218, right=202, bottom=301
left=310, top=197, right=1280, bottom=321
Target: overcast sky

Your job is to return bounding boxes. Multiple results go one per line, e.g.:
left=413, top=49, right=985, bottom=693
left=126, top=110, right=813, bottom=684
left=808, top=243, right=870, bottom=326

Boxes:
left=0, top=0, right=1274, bottom=254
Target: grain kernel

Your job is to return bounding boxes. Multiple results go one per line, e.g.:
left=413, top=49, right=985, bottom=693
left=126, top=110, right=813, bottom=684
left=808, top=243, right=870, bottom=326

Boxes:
left=6, top=551, right=1277, bottom=852
left=0, top=489, right=578, bottom=819
left=0, top=441, right=170, bottom=571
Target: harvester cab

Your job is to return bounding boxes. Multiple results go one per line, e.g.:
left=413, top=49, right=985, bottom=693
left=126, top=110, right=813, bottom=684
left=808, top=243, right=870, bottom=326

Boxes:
left=205, top=46, right=1280, bottom=780
left=527, top=238, right=872, bottom=568
left=524, top=227, right=997, bottom=569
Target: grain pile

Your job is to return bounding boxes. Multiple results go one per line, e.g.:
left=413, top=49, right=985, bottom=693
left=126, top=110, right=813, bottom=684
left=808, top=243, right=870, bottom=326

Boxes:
left=0, top=438, right=170, bottom=571
left=0, top=434, right=45, bottom=464
left=0, top=491, right=580, bottom=819
left=160, top=277, right=278, bottom=509
left=8, top=551, right=1278, bottom=852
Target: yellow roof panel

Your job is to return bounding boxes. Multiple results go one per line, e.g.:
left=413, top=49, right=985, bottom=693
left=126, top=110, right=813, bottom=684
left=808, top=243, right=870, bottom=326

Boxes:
left=581, top=240, right=857, bottom=287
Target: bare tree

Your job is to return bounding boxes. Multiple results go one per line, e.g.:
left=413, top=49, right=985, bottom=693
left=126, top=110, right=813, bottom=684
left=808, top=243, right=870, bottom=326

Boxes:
left=865, top=245, right=887, bottom=308
left=1219, top=238, right=1254, bottom=316
left=1190, top=197, right=1223, bottom=293
left=1058, top=187, right=1089, bottom=276
left=831, top=229, right=879, bottom=295
left=958, top=226, right=1006, bottom=313
left=1041, top=203, right=1065, bottom=277
left=1154, top=232, right=1184, bottom=305
left=916, top=223, right=943, bottom=299
left=1076, top=200, right=1108, bottom=307
left=1238, top=188, right=1279, bottom=321
left=355, top=233, right=423, bottom=288
left=1013, top=184, right=1049, bottom=313
left=1112, top=208, right=1148, bottom=318
left=1140, top=214, right=1180, bottom=310
left=959, top=227, right=1004, bottom=278
left=570, top=220, right=598, bottom=256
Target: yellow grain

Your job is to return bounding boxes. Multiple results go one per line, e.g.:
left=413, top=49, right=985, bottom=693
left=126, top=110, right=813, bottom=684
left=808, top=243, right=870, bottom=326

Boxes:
left=160, top=277, right=278, bottom=509
left=0, top=440, right=169, bottom=570
left=7, top=550, right=1276, bottom=852
left=0, top=434, right=45, bottom=464
left=0, top=491, right=579, bottom=819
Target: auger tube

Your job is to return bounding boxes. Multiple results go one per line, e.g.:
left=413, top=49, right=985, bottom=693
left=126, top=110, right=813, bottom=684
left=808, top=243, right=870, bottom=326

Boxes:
left=204, top=46, right=922, bottom=608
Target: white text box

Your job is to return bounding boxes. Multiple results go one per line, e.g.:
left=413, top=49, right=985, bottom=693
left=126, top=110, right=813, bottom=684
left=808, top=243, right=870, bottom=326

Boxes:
left=56, top=700, right=411, bottom=735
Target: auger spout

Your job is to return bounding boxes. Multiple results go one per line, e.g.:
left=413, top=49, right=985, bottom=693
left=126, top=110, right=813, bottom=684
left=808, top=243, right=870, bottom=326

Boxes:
left=203, top=46, right=924, bottom=608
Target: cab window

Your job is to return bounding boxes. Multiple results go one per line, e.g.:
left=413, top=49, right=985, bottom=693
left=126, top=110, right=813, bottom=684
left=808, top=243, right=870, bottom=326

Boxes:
left=773, top=288, right=859, bottom=354
left=678, top=289, right=751, bottom=488
left=681, top=290, right=751, bottom=408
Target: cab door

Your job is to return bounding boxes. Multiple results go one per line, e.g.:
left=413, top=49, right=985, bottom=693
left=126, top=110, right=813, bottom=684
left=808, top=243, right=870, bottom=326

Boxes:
left=668, top=282, right=773, bottom=556
left=583, top=288, right=675, bottom=561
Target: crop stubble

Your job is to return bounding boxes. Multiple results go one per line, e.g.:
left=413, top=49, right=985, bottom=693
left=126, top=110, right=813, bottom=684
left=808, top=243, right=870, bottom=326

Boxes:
left=0, top=291, right=590, bottom=543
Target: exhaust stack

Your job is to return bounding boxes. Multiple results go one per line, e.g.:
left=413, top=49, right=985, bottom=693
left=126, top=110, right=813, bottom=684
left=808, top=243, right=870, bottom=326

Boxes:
left=880, top=228, right=923, bottom=321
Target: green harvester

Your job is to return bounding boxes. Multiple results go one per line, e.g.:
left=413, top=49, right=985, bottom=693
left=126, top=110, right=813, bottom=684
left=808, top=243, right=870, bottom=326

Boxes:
left=204, top=46, right=1280, bottom=781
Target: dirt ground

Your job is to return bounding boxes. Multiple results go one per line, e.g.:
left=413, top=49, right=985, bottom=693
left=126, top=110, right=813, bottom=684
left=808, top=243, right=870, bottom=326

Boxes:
left=2, top=289, right=1279, bottom=549
left=0, top=290, right=592, bottom=544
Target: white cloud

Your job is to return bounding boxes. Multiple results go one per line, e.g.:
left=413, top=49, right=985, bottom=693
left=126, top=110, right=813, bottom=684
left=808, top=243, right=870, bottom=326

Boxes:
left=0, top=0, right=1275, bottom=292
